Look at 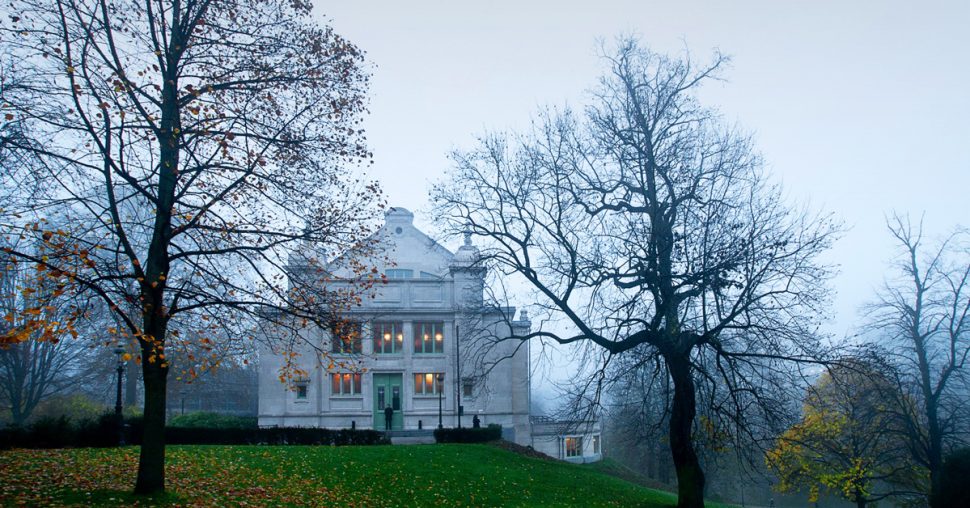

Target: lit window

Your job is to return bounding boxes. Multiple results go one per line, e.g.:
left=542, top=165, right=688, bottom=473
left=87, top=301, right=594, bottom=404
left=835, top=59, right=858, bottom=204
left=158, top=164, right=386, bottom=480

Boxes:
left=462, top=378, right=474, bottom=397
left=385, top=269, right=413, bottom=279
left=593, top=435, right=600, bottom=454
left=565, top=436, right=583, bottom=457
left=373, top=322, right=404, bottom=354
left=413, top=322, right=444, bottom=354
left=330, top=373, right=362, bottom=396
left=331, top=321, right=362, bottom=354
left=414, top=372, right=444, bottom=395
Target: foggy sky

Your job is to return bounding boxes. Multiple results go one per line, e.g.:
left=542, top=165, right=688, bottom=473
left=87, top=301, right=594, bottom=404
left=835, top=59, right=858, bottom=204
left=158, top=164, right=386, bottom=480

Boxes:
left=315, top=0, right=969, bottom=364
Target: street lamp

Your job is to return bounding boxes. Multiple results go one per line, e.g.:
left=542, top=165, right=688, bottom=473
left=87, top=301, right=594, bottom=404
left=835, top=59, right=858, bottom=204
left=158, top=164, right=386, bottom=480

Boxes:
left=436, top=373, right=444, bottom=429
left=113, top=346, right=125, bottom=446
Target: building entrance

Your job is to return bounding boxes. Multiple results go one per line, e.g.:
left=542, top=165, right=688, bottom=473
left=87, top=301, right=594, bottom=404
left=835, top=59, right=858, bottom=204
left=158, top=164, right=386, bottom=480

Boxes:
left=373, top=373, right=403, bottom=430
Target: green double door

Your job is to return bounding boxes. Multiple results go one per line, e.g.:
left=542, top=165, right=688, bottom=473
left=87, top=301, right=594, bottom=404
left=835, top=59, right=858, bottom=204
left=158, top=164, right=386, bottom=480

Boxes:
left=373, top=373, right=403, bottom=430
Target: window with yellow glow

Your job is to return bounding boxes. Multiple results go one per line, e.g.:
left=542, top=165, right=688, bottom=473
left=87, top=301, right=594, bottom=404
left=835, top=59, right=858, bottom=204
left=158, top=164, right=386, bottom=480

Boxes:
left=413, top=322, right=444, bottom=354
left=565, top=436, right=583, bottom=457
left=330, top=373, right=362, bottom=396
left=372, top=322, right=404, bottom=354
left=414, top=372, right=444, bottom=395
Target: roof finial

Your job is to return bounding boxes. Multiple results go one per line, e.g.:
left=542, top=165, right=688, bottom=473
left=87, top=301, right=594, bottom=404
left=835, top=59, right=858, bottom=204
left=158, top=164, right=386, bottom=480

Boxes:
left=463, top=229, right=473, bottom=246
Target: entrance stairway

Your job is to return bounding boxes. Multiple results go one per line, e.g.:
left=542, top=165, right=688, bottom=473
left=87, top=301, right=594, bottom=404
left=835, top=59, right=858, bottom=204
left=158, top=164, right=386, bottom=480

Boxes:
left=385, top=429, right=436, bottom=445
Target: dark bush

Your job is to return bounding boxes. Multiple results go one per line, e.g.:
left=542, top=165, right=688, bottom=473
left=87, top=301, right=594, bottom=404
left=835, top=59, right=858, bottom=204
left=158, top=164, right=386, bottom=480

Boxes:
left=434, top=424, right=502, bottom=443
left=0, top=426, right=26, bottom=450
left=167, top=412, right=257, bottom=429
left=25, top=416, right=75, bottom=448
left=936, top=448, right=970, bottom=508
left=0, top=415, right=387, bottom=448
left=159, top=426, right=388, bottom=446
left=74, top=413, right=124, bottom=448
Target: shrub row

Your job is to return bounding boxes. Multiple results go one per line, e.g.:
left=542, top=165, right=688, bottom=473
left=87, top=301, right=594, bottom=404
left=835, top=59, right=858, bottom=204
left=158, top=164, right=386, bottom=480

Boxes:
left=163, top=426, right=388, bottom=446
left=0, top=414, right=124, bottom=449
left=0, top=414, right=388, bottom=449
left=167, top=412, right=257, bottom=429
left=434, top=424, right=502, bottom=443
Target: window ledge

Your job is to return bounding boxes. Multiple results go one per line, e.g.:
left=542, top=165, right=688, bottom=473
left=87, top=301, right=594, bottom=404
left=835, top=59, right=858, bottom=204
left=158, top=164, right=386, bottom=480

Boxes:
left=329, top=396, right=364, bottom=400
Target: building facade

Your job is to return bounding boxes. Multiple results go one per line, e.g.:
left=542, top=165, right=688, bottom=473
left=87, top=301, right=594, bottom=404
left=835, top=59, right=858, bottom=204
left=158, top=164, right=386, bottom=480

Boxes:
left=530, top=416, right=603, bottom=463
left=258, top=208, right=533, bottom=445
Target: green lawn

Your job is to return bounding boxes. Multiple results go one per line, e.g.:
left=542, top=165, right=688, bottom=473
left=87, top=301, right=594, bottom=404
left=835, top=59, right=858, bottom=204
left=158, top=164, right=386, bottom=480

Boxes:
left=0, top=444, right=725, bottom=507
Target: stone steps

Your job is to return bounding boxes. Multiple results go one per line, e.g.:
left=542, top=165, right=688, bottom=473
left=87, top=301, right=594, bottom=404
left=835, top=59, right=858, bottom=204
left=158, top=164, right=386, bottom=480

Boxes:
left=384, top=429, right=436, bottom=445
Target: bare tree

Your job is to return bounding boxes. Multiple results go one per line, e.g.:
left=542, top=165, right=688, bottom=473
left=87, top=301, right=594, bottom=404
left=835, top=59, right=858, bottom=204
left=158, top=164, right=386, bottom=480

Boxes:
left=866, top=214, right=970, bottom=507
left=1, top=0, right=381, bottom=494
left=433, top=38, right=838, bottom=508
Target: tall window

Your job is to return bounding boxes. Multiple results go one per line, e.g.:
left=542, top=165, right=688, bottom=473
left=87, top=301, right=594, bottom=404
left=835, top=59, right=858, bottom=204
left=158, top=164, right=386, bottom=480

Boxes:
left=372, top=322, right=404, bottom=354
left=413, top=322, right=444, bottom=354
left=331, top=321, right=362, bottom=354
left=330, top=373, right=362, bottom=396
left=414, top=372, right=444, bottom=395
left=565, top=436, right=583, bottom=457
left=592, top=435, right=601, bottom=454
left=462, top=378, right=475, bottom=398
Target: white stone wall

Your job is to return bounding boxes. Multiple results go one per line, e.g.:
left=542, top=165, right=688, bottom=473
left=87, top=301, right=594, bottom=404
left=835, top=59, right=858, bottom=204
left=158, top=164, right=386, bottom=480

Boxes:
left=530, top=419, right=604, bottom=463
left=258, top=207, right=533, bottom=446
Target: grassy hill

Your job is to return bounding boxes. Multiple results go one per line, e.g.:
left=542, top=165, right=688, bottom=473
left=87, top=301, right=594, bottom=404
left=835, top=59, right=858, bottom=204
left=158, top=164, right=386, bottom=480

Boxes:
left=0, top=443, right=730, bottom=506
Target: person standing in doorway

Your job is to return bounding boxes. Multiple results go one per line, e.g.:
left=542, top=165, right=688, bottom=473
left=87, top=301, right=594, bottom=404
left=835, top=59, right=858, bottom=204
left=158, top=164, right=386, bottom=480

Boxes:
left=384, top=405, right=393, bottom=431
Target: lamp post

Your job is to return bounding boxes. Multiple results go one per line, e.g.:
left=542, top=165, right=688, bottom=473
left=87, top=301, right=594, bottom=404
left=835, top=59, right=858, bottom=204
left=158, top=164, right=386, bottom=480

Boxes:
left=436, top=373, right=444, bottom=429
left=113, top=346, right=125, bottom=446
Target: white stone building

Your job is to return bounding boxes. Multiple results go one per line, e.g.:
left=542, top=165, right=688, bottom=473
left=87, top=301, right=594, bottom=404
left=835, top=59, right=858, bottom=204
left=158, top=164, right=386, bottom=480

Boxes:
left=530, top=416, right=603, bottom=463
left=258, top=207, right=533, bottom=444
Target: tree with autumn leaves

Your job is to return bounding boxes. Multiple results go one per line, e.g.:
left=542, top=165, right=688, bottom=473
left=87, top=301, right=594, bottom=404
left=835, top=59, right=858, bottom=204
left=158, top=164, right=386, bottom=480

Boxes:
left=0, top=0, right=382, bottom=495
left=766, top=360, right=924, bottom=507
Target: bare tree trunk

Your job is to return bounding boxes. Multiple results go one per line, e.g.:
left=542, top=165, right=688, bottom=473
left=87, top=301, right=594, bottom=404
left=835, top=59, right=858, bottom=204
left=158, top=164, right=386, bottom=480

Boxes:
left=10, top=394, right=26, bottom=426
left=666, top=353, right=705, bottom=508
left=135, top=343, right=167, bottom=494
left=133, top=39, right=179, bottom=494
left=125, top=357, right=138, bottom=407
left=927, top=407, right=944, bottom=508
left=915, top=299, right=945, bottom=507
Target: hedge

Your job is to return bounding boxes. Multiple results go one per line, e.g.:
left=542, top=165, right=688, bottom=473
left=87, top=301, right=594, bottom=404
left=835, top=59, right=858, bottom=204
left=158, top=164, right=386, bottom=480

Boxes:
left=434, top=424, right=502, bottom=443
left=0, top=414, right=124, bottom=449
left=0, top=414, right=388, bottom=449
left=167, top=412, right=257, bottom=429
left=162, top=427, right=388, bottom=446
